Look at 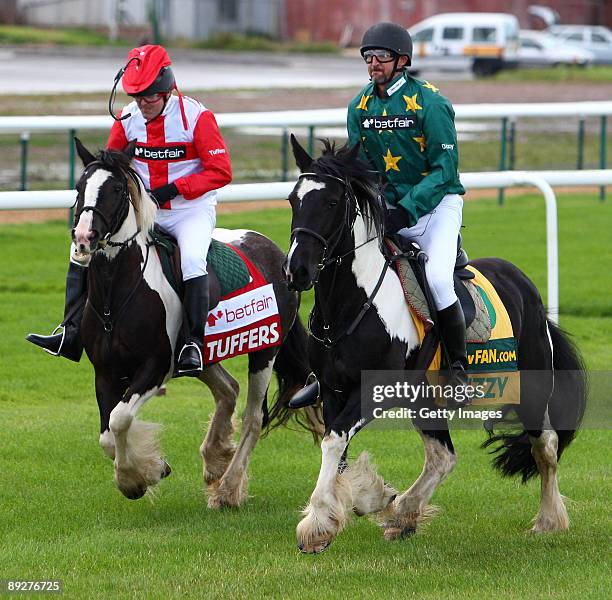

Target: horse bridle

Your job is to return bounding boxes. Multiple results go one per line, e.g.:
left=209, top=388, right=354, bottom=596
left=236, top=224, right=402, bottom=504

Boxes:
left=291, top=171, right=390, bottom=349
left=290, top=171, right=357, bottom=281
left=74, top=163, right=153, bottom=337
left=73, top=162, right=140, bottom=248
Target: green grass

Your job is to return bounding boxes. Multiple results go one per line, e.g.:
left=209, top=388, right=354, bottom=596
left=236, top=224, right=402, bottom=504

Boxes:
left=0, top=25, right=126, bottom=46
left=191, top=32, right=338, bottom=53
left=495, top=65, right=612, bottom=83
left=0, top=25, right=337, bottom=53
left=0, top=195, right=610, bottom=598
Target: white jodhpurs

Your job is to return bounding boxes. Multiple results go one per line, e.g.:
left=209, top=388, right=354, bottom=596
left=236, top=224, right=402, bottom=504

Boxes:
left=155, top=202, right=216, bottom=281
left=397, top=194, right=463, bottom=311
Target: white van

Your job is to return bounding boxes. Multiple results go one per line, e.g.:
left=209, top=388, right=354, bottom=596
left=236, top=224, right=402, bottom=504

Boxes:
left=409, top=13, right=520, bottom=76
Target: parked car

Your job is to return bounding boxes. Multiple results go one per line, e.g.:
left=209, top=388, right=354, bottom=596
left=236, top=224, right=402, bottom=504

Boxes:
left=408, top=12, right=520, bottom=76
left=518, top=30, right=594, bottom=67
left=547, top=25, right=612, bottom=64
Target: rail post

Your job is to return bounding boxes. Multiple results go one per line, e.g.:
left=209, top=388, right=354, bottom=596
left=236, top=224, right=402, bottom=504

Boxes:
left=577, top=116, right=585, bottom=170
left=20, top=132, right=30, bottom=191
left=498, top=117, right=508, bottom=205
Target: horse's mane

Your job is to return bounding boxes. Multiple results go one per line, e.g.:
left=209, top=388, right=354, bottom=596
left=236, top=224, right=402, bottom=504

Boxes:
left=313, top=139, right=386, bottom=242
left=95, top=149, right=157, bottom=233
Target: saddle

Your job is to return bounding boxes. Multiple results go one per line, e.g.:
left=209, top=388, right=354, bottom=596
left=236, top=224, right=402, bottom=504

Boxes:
left=386, top=235, right=491, bottom=344
left=149, top=225, right=251, bottom=308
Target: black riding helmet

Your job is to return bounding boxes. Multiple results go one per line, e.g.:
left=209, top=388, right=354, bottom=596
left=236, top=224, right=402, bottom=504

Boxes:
left=360, top=22, right=413, bottom=66
left=136, top=66, right=175, bottom=97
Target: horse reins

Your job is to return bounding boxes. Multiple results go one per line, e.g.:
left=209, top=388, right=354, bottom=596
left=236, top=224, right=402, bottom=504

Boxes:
left=88, top=242, right=152, bottom=336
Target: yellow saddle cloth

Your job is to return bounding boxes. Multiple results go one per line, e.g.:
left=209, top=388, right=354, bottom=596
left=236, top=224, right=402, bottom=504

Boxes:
left=409, top=265, right=520, bottom=406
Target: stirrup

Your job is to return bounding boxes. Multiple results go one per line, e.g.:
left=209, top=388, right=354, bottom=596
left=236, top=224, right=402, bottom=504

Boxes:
left=177, top=341, right=203, bottom=376
left=26, top=324, right=65, bottom=356
left=47, top=324, right=65, bottom=355
left=289, top=373, right=320, bottom=409
left=444, top=363, right=472, bottom=408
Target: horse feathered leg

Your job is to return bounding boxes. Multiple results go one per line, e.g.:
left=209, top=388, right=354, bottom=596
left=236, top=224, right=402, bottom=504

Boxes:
left=297, top=430, right=352, bottom=553
left=208, top=355, right=275, bottom=508
left=342, top=452, right=397, bottom=517
left=199, top=363, right=240, bottom=492
left=109, top=362, right=170, bottom=499
left=95, top=370, right=126, bottom=460
left=529, top=430, right=569, bottom=532
left=296, top=388, right=374, bottom=553
left=381, top=429, right=456, bottom=540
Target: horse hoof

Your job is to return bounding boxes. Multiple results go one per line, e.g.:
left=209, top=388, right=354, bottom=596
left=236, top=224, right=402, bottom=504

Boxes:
left=383, top=525, right=415, bottom=541
left=161, top=460, right=172, bottom=479
left=298, top=539, right=332, bottom=554
left=400, top=526, right=416, bottom=538
left=121, top=487, right=146, bottom=500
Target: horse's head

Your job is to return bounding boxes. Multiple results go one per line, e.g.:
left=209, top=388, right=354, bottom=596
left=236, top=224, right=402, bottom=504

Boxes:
left=71, top=138, right=155, bottom=262
left=285, top=135, right=383, bottom=291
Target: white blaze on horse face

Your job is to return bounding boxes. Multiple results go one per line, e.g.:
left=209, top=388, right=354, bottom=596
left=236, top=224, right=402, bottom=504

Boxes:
left=351, top=214, right=419, bottom=354
left=74, top=169, right=113, bottom=250
left=295, top=178, right=326, bottom=208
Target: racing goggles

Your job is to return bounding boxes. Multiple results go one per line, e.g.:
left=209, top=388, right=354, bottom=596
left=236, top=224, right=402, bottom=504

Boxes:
left=131, top=93, right=165, bottom=104
left=363, top=49, right=396, bottom=64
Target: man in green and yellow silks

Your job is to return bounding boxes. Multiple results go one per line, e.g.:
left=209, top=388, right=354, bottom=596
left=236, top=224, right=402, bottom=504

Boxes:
left=348, top=22, right=468, bottom=390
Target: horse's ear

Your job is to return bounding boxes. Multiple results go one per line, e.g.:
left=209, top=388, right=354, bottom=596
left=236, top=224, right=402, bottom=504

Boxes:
left=74, top=137, right=96, bottom=166
left=290, top=134, right=313, bottom=172
left=124, top=139, right=137, bottom=160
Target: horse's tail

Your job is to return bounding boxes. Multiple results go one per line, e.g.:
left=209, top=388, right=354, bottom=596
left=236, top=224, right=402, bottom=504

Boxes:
left=482, top=320, right=587, bottom=483
left=546, top=320, right=587, bottom=456
left=265, top=314, right=324, bottom=442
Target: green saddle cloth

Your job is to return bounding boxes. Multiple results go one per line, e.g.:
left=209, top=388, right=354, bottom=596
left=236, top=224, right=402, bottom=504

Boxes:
left=149, top=229, right=250, bottom=298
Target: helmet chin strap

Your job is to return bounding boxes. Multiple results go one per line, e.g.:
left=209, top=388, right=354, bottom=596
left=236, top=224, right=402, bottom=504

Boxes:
left=371, top=55, right=405, bottom=88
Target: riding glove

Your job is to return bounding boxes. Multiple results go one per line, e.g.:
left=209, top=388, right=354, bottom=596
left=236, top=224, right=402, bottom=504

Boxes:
left=384, top=205, right=411, bottom=234
left=149, top=183, right=179, bottom=207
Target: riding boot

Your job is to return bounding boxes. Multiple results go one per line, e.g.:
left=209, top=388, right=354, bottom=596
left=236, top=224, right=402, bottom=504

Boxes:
left=288, top=373, right=320, bottom=409
left=436, top=300, right=470, bottom=407
left=26, top=262, right=87, bottom=362
left=177, top=275, right=208, bottom=377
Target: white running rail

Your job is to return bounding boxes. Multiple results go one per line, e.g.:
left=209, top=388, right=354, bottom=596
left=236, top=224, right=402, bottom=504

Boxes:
left=2, top=169, right=612, bottom=322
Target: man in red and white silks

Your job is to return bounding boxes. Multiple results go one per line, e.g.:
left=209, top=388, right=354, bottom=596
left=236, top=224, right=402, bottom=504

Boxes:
left=27, top=45, right=232, bottom=376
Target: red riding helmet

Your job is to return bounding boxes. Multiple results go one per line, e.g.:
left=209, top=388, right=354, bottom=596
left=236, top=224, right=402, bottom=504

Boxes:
left=121, top=45, right=175, bottom=96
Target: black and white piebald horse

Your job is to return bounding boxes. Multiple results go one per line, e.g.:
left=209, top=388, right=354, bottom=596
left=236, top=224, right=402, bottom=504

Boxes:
left=70, top=139, right=320, bottom=505
left=285, top=136, right=587, bottom=553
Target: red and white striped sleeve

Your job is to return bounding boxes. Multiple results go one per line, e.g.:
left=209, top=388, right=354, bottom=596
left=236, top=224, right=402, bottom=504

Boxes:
left=173, top=110, right=232, bottom=200
left=107, top=112, right=129, bottom=151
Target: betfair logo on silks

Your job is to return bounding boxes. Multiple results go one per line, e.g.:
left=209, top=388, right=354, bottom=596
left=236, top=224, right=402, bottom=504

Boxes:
left=135, top=145, right=187, bottom=160
left=361, top=115, right=416, bottom=131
